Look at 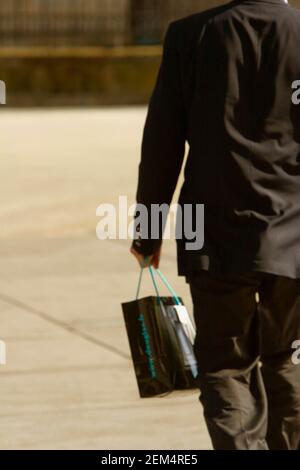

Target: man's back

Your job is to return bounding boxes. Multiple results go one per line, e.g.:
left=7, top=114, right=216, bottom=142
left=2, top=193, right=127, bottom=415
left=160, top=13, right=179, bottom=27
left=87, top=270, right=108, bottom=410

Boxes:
left=133, top=0, right=300, bottom=279
left=175, top=0, right=300, bottom=278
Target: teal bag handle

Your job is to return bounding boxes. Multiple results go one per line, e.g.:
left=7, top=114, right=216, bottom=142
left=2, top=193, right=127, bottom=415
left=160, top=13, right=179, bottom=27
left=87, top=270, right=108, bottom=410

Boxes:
left=135, top=258, right=181, bottom=306
left=155, top=269, right=181, bottom=306
left=135, top=258, right=160, bottom=300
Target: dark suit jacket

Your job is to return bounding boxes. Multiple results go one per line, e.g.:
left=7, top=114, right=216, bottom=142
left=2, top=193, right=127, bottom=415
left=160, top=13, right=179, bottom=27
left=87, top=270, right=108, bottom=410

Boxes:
left=132, top=0, right=300, bottom=280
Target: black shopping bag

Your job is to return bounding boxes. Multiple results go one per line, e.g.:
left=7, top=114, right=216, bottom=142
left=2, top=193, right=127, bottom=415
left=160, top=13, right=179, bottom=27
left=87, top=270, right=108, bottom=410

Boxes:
left=122, top=266, right=199, bottom=398
left=122, top=294, right=176, bottom=398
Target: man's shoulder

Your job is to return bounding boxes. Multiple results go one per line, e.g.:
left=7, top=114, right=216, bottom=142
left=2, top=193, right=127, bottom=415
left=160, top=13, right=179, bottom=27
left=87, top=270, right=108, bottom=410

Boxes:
left=168, top=2, right=235, bottom=35
left=167, top=1, right=300, bottom=44
left=170, top=1, right=300, bottom=32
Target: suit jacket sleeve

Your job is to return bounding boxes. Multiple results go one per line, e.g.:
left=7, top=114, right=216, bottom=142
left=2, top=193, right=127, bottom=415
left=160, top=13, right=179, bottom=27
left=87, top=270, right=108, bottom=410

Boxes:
left=132, top=22, right=186, bottom=256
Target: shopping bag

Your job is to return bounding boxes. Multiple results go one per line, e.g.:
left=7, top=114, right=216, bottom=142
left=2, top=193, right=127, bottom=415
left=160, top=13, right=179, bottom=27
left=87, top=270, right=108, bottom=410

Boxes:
left=122, top=294, right=175, bottom=398
left=122, top=265, right=199, bottom=398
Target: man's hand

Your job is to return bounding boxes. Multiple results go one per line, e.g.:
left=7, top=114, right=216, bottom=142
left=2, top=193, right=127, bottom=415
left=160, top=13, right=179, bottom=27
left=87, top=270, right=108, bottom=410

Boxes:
left=130, top=245, right=162, bottom=269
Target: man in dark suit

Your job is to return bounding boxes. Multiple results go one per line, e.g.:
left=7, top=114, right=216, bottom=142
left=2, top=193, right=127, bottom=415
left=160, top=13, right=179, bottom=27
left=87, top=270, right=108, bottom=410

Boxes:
left=131, top=0, right=300, bottom=450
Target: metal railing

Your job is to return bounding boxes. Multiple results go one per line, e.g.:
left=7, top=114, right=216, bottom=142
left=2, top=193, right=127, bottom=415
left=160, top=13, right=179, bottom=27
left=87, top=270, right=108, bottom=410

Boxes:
left=0, top=0, right=224, bottom=47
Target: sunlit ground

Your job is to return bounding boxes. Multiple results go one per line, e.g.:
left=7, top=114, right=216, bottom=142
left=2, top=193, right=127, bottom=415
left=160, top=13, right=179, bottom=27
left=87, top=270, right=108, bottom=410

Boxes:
left=0, top=108, right=210, bottom=450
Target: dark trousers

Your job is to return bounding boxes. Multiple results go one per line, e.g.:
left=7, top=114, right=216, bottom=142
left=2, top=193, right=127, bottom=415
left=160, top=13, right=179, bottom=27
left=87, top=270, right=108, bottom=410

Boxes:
left=187, top=270, right=300, bottom=450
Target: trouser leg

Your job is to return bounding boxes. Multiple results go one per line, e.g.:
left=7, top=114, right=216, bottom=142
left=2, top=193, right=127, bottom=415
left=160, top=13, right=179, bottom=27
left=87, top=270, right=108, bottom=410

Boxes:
left=189, top=270, right=268, bottom=450
left=259, top=276, right=300, bottom=450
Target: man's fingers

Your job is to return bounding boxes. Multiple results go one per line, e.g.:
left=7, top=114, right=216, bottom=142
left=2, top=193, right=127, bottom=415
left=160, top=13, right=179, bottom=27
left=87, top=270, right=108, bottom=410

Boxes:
left=130, top=247, right=152, bottom=267
left=151, top=250, right=161, bottom=269
left=130, top=247, right=160, bottom=268
left=152, top=246, right=162, bottom=269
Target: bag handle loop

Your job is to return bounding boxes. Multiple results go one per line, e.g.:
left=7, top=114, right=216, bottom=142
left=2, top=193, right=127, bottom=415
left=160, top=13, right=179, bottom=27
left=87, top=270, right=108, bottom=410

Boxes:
left=135, top=258, right=181, bottom=306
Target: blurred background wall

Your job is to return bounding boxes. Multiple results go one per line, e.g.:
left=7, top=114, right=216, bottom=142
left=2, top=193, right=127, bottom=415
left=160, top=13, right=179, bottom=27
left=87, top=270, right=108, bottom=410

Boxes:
left=0, top=0, right=299, bottom=106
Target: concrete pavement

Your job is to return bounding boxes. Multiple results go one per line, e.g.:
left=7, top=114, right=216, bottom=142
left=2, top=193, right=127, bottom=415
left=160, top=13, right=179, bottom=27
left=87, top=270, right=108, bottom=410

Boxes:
left=0, top=108, right=211, bottom=450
